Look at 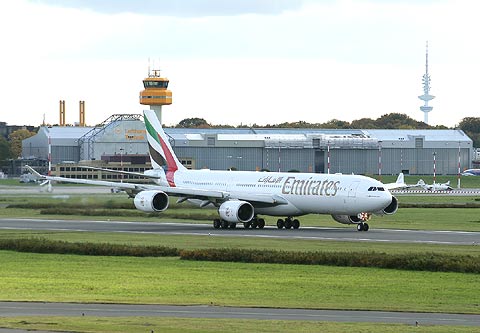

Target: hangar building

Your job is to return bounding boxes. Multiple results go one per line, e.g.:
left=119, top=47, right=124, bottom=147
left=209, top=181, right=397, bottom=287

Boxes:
left=22, top=114, right=474, bottom=179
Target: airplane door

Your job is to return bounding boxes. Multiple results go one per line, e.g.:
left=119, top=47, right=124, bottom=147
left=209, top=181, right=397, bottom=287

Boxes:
left=345, top=181, right=360, bottom=210
left=348, top=181, right=360, bottom=198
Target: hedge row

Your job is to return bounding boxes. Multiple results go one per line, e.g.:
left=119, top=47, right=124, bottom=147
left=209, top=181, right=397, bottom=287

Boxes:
left=1, top=239, right=478, bottom=273
left=0, top=238, right=179, bottom=257
left=37, top=208, right=216, bottom=220
left=179, top=248, right=480, bottom=274
left=8, top=202, right=133, bottom=210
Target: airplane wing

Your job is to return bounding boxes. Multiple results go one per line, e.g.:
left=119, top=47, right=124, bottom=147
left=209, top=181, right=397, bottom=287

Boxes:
left=25, top=165, right=151, bottom=192
left=25, top=166, right=286, bottom=206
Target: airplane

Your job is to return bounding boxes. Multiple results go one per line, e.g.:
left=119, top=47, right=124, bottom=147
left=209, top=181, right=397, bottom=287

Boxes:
left=462, top=169, right=480, bottom=176
left=414, top=179, right=453, bottom=191
left=26, top=110, right=403, bottom=232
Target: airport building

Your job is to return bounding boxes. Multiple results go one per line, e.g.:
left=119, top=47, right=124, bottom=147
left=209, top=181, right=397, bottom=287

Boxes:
left=22, top=117, right=473, bottom=179
left=19, top=68, right=474, bottom=179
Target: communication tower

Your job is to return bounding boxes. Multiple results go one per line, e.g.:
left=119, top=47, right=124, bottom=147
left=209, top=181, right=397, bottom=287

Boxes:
left=418, top=41, right=435, bottom=124
left=139, top=68, right=172, bottom=124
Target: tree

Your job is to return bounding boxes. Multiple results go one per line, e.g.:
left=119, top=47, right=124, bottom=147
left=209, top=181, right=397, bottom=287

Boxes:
left=459, top=117, right=480, bottom=147
left=176, top=118, right=210, bottom=128
left=8, top=129, right=36, bottom=158
left=375, top=113, right=428, bottom=129
left=0, top=136, right=12, bottom=164
left=351, top=118, right=377, bottom=129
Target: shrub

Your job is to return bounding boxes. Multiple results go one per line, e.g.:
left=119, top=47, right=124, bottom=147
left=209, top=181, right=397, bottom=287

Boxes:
left=0, top=238, right=179, bottom=257
left=179, top=248, right=480, bottom=274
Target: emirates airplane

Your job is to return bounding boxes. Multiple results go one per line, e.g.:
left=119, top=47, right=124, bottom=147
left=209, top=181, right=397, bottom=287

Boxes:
left=28, top=110, right=403, bottom=232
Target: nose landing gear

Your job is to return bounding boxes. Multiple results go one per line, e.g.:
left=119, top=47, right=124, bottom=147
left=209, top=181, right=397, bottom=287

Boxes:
left=356, top=212, right=371, bottom=231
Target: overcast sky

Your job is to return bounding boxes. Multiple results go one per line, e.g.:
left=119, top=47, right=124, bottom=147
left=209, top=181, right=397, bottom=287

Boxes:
left=1, top=0, right=479, bottom=127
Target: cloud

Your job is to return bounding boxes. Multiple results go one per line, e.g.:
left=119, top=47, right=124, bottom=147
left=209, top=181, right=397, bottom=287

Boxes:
left=31, top=0, right=305, bottom=16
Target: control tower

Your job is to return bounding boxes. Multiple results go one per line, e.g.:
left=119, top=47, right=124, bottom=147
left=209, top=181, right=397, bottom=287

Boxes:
left=139, top=68, right=172, bottom=123
left=418, top=41, right=435, bottom=124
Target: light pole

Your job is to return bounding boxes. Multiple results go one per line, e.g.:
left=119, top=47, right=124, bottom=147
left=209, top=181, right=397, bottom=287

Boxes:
left=327, top=141, right=330, bottom=174
left=378, top=141, right=382, bottom=181
left=433, top=151, right=436, bottom=184
left=119, top=148, right=124, bottom=183
left=457, top=141, right=461, bottom=189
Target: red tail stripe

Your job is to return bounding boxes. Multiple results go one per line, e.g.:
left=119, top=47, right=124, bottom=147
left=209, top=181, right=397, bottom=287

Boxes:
left=158, top=134, right=178, bottom=187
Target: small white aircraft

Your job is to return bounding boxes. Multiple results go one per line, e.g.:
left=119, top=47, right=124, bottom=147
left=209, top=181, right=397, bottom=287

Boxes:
left=414, top=179, right=453, bottom=191
left=27, top=110, right=405, bottom=232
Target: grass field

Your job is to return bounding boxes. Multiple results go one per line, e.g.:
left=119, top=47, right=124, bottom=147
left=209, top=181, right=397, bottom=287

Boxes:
left=1, top=229, right=479, bottom=258
left=1, top=316, right=478, bottom=333
left=0, top=251, right=478, bottom=314
left=1, top=188, right=480, bottom=332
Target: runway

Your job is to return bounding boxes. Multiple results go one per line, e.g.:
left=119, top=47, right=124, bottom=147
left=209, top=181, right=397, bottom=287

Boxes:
left=1, top=302, right=479, bottom=326
left=0, top=218, right=479, bottom=245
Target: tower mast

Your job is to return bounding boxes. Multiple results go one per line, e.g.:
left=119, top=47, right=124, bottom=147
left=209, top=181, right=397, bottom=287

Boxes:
left=418, top=41, right=435, bottom=124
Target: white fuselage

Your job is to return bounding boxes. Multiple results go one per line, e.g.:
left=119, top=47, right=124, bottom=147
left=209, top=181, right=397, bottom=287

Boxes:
left=161, top=169, right=393, bottom=217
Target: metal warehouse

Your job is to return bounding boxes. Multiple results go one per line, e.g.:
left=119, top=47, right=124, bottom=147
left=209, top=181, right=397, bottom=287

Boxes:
left=22, top=114, right=474, bottom=178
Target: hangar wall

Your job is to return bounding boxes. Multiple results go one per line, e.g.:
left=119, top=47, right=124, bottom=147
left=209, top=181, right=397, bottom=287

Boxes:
left=21, top=116, right=474, bottom=177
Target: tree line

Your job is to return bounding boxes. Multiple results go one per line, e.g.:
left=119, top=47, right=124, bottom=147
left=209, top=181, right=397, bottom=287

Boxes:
left=176, top=113, right=480, bottom=147
left=1, top=113, right=479, bottom=169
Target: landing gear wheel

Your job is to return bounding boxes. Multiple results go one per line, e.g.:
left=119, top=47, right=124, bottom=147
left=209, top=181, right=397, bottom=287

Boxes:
left=257, top=218, right=265, bottom=229
left=229, top=222, right=236, bottom=229
left=363, top=223, right=369, bottom=231
left=221, top=220, right=229, bottom=229
left=243, top=222, right=251, bottom=229
left=251, top=220, right=258, bottom=229
left=292, top=219, right=300, bottom=229
left=277, top=219, right=285, bottom=229
left=213, top=219, right=221, bottom=229
left=285, top=219, right=292, bottom=229
left=357, top=223, right=364, bottom=232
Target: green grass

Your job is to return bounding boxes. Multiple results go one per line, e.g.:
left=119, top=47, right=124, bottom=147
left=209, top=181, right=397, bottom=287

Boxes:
left=0, top=230, right=479, bottom=257
left=0, top=251, right=479, bottom=314
left=0, top=316, right=478, bottom=333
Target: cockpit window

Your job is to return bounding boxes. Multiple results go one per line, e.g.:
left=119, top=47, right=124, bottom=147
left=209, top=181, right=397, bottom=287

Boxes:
left=368, top=186, right=385, bottom=191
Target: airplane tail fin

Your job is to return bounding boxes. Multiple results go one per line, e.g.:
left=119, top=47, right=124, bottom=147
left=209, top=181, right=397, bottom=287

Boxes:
left=143, top=110, right=186, bottom=187
left=396, top=172, right=404, bottom=185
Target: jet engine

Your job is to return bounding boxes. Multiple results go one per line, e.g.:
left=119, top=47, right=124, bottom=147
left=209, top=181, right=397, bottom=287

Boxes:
left=218, top=200, right=254, bottom=223
left=134, top=190, right=169, bottom=212
left=374, top=196, right=398, bottom=215
left=331, top=214, right=363, bottom=225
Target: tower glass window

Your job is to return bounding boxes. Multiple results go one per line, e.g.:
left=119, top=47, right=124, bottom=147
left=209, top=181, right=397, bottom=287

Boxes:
left=143, top=81, right=169, bottom=89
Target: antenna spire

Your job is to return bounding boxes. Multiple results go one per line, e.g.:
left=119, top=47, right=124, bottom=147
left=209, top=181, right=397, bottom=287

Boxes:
left=418, top=40, right=435, bottom=124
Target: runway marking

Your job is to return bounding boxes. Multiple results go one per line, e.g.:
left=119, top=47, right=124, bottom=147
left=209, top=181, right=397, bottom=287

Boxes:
left=1, top=218, right=478, bottom=245
left=0, top=303, right=478, bottom=325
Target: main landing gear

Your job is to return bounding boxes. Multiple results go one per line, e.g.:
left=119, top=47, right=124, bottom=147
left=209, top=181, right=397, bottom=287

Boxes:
left=276, top=217, right=300, bottom=229
left=243, top=217, right=265, bottom=229
left=212, top=217, right=266, bottom=229
left=356, top=222, right=369, bottom=232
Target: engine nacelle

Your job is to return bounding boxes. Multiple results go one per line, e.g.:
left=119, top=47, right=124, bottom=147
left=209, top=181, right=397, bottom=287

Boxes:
left=374, top=196, right=399, bottom=215
left=218, top=200, right=254, bottom=223
left=331, top=214, right=362, bottom=225
left=134, top=190, right=169, bottom=213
